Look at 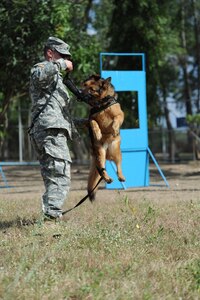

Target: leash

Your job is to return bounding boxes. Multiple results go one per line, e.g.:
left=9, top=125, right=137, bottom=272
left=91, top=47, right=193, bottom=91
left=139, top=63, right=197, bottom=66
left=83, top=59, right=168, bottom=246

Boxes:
left=62, top=176, right=103, bottom=215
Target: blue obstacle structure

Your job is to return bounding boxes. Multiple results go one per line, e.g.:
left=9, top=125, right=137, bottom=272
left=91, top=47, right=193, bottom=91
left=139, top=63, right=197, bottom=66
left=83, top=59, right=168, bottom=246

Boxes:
left=0, top=165, right=9, bottom=188
left=100, top=52, right=169, bottom=189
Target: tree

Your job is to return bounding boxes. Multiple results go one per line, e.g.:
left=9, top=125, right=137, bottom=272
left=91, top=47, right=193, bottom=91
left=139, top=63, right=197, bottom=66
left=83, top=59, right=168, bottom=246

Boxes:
left=0, top=0, right=61, bottom=157
left=0, top=0, right=101, bottom=160
left=104, top=0, right=176, bottom=126
left=186, top=113, right=200, bottom=159
left=103, top=0, right=200, bottom=161
left=191, top=0, right=200, bottom=112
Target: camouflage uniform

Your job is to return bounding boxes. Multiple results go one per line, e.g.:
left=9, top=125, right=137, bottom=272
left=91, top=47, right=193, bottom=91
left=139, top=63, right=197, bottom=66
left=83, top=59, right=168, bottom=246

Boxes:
left=29, top=37, right=74, bottom=219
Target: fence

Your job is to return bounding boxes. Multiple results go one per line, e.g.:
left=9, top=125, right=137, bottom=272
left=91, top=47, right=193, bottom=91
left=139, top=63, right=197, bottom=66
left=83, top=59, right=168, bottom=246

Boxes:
left=0, top=127, right=199, bottom=163
left=149, top=128, right=199, bottom=162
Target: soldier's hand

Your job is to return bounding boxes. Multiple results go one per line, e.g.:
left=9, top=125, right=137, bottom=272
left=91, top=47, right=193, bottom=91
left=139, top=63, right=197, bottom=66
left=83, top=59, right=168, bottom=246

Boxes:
left=76, top=91, right=93, bottom=104
left=65, top=59, right=73, bottom=71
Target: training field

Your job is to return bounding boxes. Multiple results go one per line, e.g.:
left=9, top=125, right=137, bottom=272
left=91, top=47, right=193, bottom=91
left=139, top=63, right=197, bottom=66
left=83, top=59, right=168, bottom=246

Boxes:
left=0, top=162, right=200, bottom=299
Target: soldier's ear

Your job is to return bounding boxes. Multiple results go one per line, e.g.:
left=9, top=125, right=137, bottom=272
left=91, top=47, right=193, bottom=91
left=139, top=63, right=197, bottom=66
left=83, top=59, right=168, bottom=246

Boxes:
left=46, top=48, right=54, bottom=59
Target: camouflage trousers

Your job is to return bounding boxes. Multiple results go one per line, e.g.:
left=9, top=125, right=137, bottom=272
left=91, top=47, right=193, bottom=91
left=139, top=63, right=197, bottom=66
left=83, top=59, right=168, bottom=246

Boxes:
left=30, top=128, right=71, bottom=218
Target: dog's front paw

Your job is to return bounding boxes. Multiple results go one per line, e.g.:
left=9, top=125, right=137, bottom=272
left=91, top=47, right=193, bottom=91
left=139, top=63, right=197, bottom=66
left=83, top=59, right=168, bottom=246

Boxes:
left=93, top=131, right=102, bottom=141
left=111, top=121, right=120, bottom=137
left=111, top=126, right=120, bottom=137
left=112, top=130, right=119, bottom=137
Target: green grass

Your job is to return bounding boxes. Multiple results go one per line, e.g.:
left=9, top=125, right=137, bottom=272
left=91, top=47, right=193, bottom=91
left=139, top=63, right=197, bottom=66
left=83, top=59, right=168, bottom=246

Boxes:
left=0, top=190, right=200, bottom=300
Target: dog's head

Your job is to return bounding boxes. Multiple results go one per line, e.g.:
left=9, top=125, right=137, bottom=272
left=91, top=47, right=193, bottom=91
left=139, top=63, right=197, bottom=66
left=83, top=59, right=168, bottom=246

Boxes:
left=81, top=74, right=116, bottom=106
left=82, top=74, right=101, bottom=86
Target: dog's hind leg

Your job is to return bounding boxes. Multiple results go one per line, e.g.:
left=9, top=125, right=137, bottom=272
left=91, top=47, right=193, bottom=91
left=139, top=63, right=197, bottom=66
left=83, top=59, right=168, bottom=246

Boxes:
left=95, top=146, right=113, bottom=184
left=108, top=140, right=125, bottom=182
left=87, top=157, right=101, bottom=201
left=115, top=157, right=126, bottom=182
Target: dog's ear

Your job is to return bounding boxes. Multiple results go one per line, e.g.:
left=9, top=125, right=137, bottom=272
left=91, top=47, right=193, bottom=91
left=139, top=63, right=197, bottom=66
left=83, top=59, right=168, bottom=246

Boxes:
left=82, top=74, right=100, bottom=84
left=93, top=74, right=101, bottom=81
left=105, top=77, right=112, bottom=83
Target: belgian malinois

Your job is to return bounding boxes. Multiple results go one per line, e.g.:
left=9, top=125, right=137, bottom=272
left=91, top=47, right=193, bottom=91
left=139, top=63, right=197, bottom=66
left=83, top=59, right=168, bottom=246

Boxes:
left=82, top=74, right=125, bottom=201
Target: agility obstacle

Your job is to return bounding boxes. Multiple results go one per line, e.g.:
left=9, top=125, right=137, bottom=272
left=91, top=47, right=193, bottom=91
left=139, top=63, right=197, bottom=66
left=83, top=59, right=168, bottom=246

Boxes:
left=100, top=52, right=169, bottom=189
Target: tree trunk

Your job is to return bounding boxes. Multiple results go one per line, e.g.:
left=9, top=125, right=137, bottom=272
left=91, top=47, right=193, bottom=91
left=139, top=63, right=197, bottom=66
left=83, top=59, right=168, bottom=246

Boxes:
left=0, top=90, right=13, bottom=126
left=0, top=112, right=9, bottom=160
left=83, top=0, right=93, bottom=31
left=162, top=87, right=176, bottom=163
left=191, top=0, right=200, bottom=112
left=180, top=0, right=192, bottom=115
left=164, top=105, right=176, bottom=163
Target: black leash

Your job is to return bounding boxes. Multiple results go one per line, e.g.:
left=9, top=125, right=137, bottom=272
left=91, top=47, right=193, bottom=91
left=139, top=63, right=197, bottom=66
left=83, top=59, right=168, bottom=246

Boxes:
left=62, top=176, right=103, bottom=215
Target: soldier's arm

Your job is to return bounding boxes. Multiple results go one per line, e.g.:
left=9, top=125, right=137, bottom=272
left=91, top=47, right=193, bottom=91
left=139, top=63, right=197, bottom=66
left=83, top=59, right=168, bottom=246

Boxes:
left=30, top=59, right=70, bottom=89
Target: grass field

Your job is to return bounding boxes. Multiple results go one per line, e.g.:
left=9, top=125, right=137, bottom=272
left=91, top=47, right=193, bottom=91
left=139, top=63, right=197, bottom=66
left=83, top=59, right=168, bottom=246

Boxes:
left=0, top=162, right=200, bottom=299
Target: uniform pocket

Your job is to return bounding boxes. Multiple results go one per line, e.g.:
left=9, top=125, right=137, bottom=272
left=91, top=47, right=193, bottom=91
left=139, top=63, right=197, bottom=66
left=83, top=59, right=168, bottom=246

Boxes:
left=54, top=159, right=66, bottom=176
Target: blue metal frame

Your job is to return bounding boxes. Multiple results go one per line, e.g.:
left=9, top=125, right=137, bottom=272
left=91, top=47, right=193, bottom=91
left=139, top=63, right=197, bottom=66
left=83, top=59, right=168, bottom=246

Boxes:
left=100, top=52, right=169, bottom=189
left=0, top=162, right=39, bottom=188
left=0, top=166, right=9, bottom=188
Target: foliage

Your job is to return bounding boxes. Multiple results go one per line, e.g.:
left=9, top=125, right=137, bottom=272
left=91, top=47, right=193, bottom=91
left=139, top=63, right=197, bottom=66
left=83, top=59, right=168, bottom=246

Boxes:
left=0, top=0, right=101, bottom=158
left=105, top=0, right=200, bottom=125
left=0, top=0, right=101, bottom=122
left=0, top=1, right=54, bottom=92
left=186, top=114, right=200, bottom=126
left=106, top=0, right=180, bottom=125
left=186, top=113, right=200, bottom=141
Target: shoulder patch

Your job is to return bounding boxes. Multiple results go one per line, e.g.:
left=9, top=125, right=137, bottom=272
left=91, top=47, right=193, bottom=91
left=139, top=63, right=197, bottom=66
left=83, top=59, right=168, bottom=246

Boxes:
left=34, top=63, right=45, bottom=69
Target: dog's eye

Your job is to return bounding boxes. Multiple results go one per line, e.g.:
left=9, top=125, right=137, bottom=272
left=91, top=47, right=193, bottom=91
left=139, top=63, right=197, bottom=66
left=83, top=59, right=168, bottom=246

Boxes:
left=89, top=88, right=97, bottom=92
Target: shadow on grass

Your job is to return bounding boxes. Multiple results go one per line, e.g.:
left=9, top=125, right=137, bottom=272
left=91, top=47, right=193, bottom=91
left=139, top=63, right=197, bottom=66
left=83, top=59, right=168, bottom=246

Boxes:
left=0, top=217, right=37, bottom=231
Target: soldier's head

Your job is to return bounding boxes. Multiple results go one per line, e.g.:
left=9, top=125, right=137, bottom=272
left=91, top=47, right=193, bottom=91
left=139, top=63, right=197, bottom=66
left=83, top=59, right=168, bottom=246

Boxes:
left=44, top=36, right=72, bottom=61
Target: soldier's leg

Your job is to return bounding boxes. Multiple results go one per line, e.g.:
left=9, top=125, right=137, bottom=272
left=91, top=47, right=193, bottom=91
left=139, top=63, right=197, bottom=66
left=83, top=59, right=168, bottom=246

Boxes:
left=40, top=154, right=71, bottom=218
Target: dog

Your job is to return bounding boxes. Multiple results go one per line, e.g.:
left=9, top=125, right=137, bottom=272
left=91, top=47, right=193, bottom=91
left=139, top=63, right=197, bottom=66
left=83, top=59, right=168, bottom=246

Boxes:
left=81, top=74, right=125, bottom=201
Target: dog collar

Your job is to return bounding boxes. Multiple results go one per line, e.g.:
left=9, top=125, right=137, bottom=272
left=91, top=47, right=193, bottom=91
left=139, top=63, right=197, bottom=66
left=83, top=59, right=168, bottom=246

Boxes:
left=89, top=96, right=118, bottom=117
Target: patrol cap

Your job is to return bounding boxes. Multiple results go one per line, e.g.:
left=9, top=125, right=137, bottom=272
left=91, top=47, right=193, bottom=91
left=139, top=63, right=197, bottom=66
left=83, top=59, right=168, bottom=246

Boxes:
left=45, top=36, right=71, bottom=56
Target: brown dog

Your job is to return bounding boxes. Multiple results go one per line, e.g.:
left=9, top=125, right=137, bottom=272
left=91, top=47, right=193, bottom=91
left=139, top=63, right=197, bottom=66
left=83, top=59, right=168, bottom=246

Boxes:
left=81, top=74, right=125, bottom=201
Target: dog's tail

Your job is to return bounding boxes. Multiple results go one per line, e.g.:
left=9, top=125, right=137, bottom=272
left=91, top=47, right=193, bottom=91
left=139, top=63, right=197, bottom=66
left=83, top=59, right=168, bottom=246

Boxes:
left=87, top=158, right=101, bottom=201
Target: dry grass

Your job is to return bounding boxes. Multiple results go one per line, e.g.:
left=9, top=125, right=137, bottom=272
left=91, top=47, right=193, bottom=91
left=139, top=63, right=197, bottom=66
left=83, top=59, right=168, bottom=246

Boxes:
left=0, top=162, right=200, bottom=299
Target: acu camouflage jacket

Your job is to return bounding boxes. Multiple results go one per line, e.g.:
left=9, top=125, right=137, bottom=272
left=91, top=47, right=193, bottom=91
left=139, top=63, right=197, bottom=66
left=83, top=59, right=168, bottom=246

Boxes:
left=29, top=58, right=74, bottom=139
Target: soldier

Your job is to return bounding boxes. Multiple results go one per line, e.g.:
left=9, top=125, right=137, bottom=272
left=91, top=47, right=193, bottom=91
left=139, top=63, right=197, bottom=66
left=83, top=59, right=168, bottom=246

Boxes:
left=29, top=36, right=82, bottom=221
